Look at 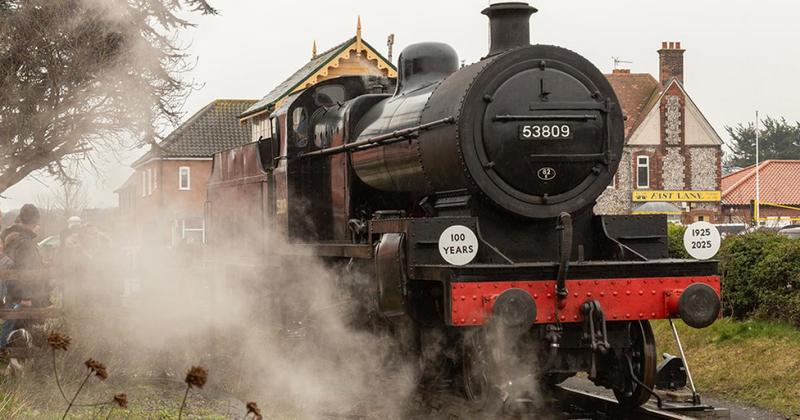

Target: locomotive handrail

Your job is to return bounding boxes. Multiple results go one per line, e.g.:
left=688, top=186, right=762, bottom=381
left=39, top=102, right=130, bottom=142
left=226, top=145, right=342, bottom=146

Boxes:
left=494, top=114, right=598, bottom=121
left=298, top=116, right=455, bottom=159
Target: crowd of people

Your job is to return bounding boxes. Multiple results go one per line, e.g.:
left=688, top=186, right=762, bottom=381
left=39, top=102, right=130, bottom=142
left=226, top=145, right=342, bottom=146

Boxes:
left=0, top=203, right=112, bottom=353
left=0, top=204, right=47, bottom=350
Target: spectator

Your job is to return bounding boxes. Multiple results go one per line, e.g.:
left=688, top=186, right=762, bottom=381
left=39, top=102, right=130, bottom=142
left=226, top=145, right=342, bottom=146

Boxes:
left=0, top=204, right=47, bottom=348
left=0, top=209, right=14, bottom=303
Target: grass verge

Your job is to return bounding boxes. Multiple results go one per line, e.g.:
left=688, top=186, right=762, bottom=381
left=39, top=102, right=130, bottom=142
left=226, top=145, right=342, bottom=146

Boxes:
left=653, top=318, right=800, bottom=416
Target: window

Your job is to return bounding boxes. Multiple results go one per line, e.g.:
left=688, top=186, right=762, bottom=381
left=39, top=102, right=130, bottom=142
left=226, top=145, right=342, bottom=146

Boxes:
left=636, top=156, right=650, bottom=189
left=607, top=174, right=616, bottom=189
left=141, top=171, right=146, bottom=197
left=292, top=107, right=308, bottom=147
left=146, top=168, right=153, bottom=196
left=252, top=116, right=273, bottom=142
left=179, top=166, right=191, bottom=190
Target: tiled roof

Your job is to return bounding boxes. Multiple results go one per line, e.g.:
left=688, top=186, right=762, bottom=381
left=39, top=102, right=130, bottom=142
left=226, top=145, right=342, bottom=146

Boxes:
left=606, top=70, right=660, bottom=138
left=132, top=99, right=257, bottom=167
left=239, top=38, right=355, bottom=119
left=721, top=160, right=800, bottom=205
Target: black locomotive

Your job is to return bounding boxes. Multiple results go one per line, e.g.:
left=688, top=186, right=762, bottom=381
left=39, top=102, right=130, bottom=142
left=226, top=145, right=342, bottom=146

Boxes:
left=208, top=2, right=722, bottom=408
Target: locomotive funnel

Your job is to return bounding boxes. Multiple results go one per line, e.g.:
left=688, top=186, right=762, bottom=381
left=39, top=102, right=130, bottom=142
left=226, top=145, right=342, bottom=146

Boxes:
left=482, top=2, right=537, bottom=56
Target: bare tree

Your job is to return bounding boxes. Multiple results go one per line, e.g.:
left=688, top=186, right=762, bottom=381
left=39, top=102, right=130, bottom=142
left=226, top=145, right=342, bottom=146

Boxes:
left=0, top=0, right=217, bottom=194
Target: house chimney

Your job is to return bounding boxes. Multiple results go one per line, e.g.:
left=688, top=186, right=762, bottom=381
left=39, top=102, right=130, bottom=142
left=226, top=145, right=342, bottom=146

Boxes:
left=482, top=2, right=537, bottom=56
left=658, top=41, right=685, bottom=86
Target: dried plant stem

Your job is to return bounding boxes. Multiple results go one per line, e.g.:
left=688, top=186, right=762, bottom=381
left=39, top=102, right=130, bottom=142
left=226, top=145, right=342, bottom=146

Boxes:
left=177, top=384, right=190, bottom=420
left=51, top=349, right=107, bottom=409
left=62, top=371, right=92, bottom=420
left=52, top=348, right=71, bottom=405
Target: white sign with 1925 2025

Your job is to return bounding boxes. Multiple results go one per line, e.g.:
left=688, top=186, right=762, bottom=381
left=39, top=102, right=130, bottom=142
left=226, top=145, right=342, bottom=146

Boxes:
left=438, top=225, right=479, bottom=266
left=682, top=221, right=721, bottom=260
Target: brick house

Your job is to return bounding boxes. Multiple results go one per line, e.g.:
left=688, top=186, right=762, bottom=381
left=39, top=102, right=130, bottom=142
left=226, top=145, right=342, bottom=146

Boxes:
left=721, top=160, right=800, bottom=226
left=595, top=42, right=723, bottom=223
left=116, top=99, right=256, bottom=245
left=238, top=18, right=396, bottom=137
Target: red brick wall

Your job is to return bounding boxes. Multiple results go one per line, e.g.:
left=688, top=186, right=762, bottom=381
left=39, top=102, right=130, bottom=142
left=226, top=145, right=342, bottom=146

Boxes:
left=126, top=159, right=212, bottom=244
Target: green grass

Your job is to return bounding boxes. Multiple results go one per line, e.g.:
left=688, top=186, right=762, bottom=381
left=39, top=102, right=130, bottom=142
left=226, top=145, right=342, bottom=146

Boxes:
left=653, top=318, right=800, bottom=416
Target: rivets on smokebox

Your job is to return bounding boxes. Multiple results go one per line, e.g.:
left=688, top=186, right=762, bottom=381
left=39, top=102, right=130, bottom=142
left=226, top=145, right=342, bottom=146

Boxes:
left=639, top=313, right=644, bottom=318
left=586, top=292, right=592, bottom=297
left=533, top=293, right=539, bottom=299
left=651, top=290, right=656, bottom=295
left=460, top=318, right=466, bottom=323
left=638, top=290, right=644, bottom=296
left=625, top=313, right=631, bottom=319
left=573, top=292, right=579, bottom=297
left=600, top=291, right=605, bottom=297
left=651, top=312, right=657, bottom=317
left=612, top=291, right=618, bottom=296
left=560, top=315, right=566, bottom=321
left=472, top=295, right=477, bottom=301
left=573, top=315, right=578, bottom=320
left=472, top=318, right=477, bottom=323
left=547, top=293, right=552, bottom=298
left=547, top=316, right=553, bottom=321
left=626, top=290, right=631, bottom=296
left=460, top=296, right=466, bottom=301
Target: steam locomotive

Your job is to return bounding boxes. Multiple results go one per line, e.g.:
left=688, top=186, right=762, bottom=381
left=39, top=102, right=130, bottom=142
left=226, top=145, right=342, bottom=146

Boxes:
left=208, top=2, right=721, bottom=408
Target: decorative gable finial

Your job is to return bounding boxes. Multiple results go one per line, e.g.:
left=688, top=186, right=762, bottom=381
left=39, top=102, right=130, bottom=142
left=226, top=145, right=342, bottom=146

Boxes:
left=356, top=15, right=363, bottom=57
left=312, top=40, right=317, bottom=58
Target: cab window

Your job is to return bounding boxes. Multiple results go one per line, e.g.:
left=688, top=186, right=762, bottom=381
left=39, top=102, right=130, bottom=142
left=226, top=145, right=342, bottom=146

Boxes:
left=292, top=107, right=308, bottom=147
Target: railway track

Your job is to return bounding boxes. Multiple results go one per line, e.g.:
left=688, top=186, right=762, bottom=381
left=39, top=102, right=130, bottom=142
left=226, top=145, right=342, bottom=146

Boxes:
left=405, top=384, right=730, bottom=420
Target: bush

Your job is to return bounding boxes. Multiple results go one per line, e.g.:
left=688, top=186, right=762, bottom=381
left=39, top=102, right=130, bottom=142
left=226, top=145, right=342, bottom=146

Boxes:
left=667, top=223, right=690, bottom=259
left=718, top=231, right=800, bottom=325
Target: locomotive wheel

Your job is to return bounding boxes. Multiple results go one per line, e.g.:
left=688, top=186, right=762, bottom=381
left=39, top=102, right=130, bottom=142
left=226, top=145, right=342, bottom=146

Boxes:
left=461, top=331, right=491, bottom=402
left=613, top=320, right=657, bottom=408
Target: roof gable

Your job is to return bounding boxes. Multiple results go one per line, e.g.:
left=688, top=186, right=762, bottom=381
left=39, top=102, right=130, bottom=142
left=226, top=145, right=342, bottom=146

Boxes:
left=619, top=77, right=722, bottom=146
left=722, top=160, right=800, bottom=205
left=240, top=37, right=396, bottom=120
left=132, top=99, right=257, bottom=167
left=605, top=71, right=660, bottom=138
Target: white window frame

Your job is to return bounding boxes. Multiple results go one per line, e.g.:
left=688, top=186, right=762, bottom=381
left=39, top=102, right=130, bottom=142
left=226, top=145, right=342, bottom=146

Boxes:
left=146, top=168, right=153, bottom=196
left=141, top=171, right=147, bottom=197
left=179, top=166, right=191, bottom=191
left=636, top=156, right=650, bottom=189
left=607, top=173, right=616, bottom=189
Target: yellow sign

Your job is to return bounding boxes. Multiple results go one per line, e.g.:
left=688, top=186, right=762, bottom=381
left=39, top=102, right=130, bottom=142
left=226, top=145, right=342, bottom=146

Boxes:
left=631, top=190, right=721, bottom=202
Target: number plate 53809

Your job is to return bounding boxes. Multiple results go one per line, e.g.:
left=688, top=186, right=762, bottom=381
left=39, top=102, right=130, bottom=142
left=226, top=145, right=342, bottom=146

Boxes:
left=518, top=124, right=572, bottom=140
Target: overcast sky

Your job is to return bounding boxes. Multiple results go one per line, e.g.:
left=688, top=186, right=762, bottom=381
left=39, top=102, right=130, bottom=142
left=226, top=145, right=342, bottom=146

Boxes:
left=3, top=0, right=798, bottom=211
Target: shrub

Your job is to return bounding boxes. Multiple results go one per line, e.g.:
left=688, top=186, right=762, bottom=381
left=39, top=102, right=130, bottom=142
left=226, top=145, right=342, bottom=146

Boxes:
left=667, top=223, right=690, bottom=259
left=718, top=230, right=800, bottom=325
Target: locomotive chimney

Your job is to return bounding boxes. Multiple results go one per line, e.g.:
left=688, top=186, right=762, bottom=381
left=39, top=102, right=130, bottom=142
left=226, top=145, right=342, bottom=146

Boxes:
left=482, top=2, right=537, bottom=56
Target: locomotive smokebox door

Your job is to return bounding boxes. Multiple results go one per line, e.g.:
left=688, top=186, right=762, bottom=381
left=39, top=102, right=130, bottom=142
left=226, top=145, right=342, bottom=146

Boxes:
left=375, top=233, right=407, bottom=317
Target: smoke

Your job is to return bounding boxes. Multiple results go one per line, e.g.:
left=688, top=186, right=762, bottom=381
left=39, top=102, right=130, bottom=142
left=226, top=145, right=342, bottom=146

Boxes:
left=29, top=214, right=417, bottom=419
